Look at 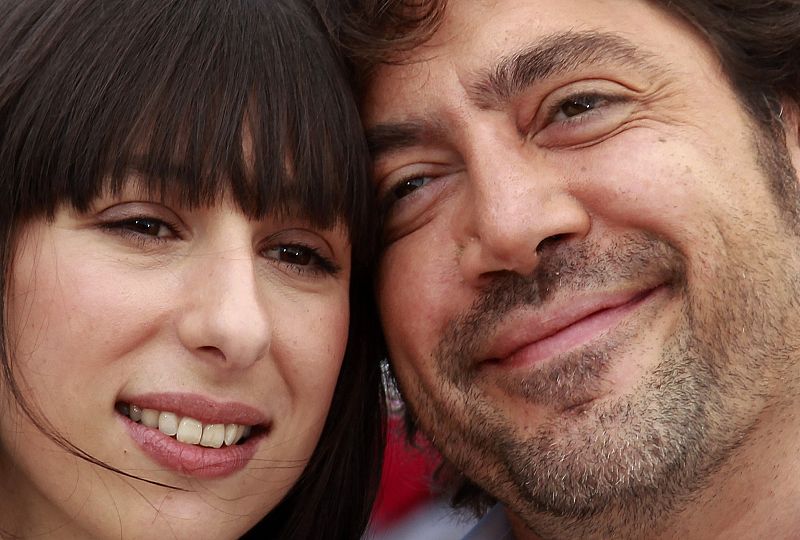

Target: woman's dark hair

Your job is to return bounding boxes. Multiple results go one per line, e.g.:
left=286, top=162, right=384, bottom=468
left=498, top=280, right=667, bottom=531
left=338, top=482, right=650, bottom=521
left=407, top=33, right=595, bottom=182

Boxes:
left=324, top=0, right=800, bottom=517
left=0, top=1, right=384, bottom=538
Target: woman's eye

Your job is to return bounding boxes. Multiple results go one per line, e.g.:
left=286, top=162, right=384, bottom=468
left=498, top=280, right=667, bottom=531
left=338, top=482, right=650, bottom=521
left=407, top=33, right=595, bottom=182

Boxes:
left=274, top=245, right=313, bottom=266
left=264, top=244, right=339, bottom=276
left=121, top=218, right=172, bottom=237
left=102, top=216, right=176, bottom=241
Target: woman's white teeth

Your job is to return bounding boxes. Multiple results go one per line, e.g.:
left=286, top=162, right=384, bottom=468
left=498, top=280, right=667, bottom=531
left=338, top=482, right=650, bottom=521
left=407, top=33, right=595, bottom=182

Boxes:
left=202, top=424, right=226, bottom=448
left=141, top=408, right=160, bottom=428
left=176, top=417, right=202, bottom=444
left=223, top=424, right=239, bottom=446
left=159, top=412, right=179, bottom=436
left=122, top=404, right=251, bottom=447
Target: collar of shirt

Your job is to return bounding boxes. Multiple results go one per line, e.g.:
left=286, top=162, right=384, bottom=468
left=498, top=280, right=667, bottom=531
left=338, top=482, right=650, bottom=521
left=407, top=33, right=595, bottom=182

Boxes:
left=462, top=505, right=514, bottom=540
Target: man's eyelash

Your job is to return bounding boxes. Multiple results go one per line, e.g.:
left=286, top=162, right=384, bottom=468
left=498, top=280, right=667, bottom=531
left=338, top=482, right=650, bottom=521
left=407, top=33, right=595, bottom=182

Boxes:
left=545, top=92, right=626, bottom=125
left=380, top=173, right=434, bottom=215
left=548, top=93, right=602, bottom=121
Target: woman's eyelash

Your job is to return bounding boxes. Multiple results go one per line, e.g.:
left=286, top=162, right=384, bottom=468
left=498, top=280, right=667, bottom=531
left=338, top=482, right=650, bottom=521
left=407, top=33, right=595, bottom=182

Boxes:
left=266, top=243, right=341, bottom=276
left=99, top=216, right=180, bottom=244
left=100, top=216, right=339, bottom=277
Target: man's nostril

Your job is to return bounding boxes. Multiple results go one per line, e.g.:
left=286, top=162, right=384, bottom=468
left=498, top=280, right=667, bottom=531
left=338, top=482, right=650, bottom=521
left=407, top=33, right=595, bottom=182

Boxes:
left=536, top=233, right=570, bottom=254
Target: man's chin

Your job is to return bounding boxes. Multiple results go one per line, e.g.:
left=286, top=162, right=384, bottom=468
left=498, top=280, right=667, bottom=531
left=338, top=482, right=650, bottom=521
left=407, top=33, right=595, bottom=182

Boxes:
left=474, top=346, right=663, bottom=427
left=492, top=393, right=689, bottom=526
left=452, top=335, right=704, bottom=522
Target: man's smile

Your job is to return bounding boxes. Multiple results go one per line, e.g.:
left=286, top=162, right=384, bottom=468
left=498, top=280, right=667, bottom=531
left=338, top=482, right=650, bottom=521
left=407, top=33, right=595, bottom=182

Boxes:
left=479, top=284, right=668, bottom=372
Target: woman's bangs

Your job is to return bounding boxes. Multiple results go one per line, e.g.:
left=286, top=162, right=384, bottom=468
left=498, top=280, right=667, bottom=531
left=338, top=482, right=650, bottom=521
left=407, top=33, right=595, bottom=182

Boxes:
left=1, top=0, right=370, bottom=237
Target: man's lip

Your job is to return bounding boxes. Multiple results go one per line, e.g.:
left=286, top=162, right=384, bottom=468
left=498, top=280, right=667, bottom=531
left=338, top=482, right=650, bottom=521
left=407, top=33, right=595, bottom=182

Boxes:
left=116, top=392, right=269, bottom=427
left=481, top=285, right=665, bottom=366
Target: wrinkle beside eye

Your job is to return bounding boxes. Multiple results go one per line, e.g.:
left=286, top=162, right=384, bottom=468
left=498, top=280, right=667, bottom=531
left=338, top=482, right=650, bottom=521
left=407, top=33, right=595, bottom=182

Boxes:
left=382, top=172, right=459, bottom=245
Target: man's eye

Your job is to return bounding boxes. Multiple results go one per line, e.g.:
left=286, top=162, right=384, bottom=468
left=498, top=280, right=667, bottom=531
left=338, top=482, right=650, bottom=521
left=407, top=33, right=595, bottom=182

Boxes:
left=560, top=98, right=595, bottom=118
left=554, top=95, right=602, bottom=121
left=532, top=86, right=632, bottom=147
left=392, top=176, right=433, bottom=200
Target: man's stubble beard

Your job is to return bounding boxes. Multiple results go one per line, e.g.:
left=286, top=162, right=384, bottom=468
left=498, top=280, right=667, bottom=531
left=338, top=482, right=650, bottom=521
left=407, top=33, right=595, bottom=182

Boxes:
left=396, top=129, right=800, bottom=539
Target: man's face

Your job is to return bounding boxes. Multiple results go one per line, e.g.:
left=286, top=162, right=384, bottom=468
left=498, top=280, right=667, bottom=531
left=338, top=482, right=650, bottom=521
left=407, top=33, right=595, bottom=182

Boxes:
left=364, top=0, right=800, bottom=536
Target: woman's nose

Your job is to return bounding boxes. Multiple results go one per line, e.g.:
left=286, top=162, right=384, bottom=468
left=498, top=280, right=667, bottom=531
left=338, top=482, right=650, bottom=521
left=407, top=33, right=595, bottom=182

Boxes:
left=176, top=246, right=271, bottom=370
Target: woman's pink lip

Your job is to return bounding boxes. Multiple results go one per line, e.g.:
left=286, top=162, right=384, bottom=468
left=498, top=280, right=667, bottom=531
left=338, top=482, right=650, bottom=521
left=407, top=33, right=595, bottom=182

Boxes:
left=118, top=392, right=268, bottom=426
left=119, top=414, right=265, bottom=479
left=483, top=286, right=665, bottom=370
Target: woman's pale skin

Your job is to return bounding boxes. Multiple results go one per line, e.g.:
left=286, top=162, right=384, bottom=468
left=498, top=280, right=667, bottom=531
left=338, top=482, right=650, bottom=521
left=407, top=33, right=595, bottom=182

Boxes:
left=0, top=182, right=351, bottom=539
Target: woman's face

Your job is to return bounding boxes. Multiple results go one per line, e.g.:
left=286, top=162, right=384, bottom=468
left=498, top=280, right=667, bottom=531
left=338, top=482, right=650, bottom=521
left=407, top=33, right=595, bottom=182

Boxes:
left=0, top=184, right=351, bottom=539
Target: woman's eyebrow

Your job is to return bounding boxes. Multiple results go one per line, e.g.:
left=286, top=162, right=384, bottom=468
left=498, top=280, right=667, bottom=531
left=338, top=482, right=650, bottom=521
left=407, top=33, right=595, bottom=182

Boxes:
left=466, top=30, right=668, bottom=110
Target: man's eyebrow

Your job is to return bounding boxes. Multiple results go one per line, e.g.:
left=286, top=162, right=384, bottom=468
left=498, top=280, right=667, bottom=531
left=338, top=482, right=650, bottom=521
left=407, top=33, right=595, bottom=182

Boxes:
left=365, top=119, right=449, bottom=161
left=365, top=32, right=665, bottom=160
left=468, top=31, right=665, bottom=109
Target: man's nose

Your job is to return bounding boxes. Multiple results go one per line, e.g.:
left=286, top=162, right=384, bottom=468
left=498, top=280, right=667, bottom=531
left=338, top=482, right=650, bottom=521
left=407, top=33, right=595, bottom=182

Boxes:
left=177, top=247, right=271, bottom=370
left=457, top=142, right=591, bottom=284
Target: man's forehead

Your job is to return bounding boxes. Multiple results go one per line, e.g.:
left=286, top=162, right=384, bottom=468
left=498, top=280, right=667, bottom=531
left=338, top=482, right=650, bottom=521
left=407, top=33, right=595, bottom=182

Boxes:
left=362, top=0, right=704, bottom=78
left=362, top=0, right=713, bottom=122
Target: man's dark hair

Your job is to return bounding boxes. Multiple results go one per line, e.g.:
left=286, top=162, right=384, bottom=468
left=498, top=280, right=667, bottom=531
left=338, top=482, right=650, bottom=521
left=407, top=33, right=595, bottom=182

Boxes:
left=325, top=0, right=800, bottom=516
left=329, top=0, right=800, bottom=124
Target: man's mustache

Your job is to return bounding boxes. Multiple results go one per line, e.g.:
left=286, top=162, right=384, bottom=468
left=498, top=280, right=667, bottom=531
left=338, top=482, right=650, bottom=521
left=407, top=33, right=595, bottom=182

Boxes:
left=435, top=233, right=686, bottom=373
